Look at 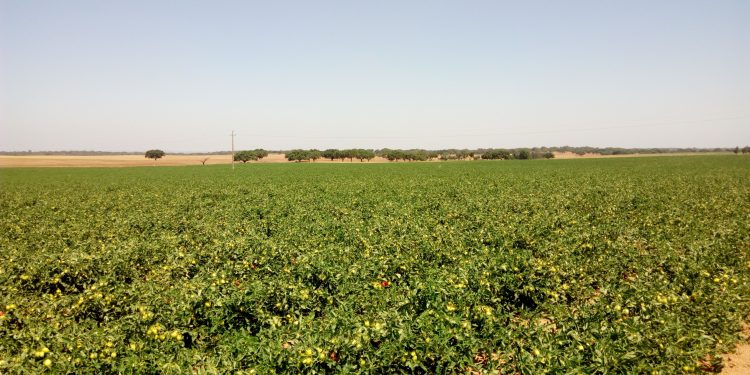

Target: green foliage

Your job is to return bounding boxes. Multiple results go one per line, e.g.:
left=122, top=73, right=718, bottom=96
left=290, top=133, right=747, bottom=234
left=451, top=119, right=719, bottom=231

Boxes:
left=353, top=149, right=375, bottom=162
left=144, top=149, right=165, bottom=160
left=309, top=149, right=322, bottom=162
left=329, top=149, right=375, bottom=162
left=515, top=149, right=531, bottom=160
left=479, top=150, right=549, bottom=160
left=285, top=149, right=321, bottom=162
left=1, top=156, right=749, bottom=373
left=381, top=149, right=405, bottom=161
left=235, top=150, right=269, bottom=163
left=285, top=149, right=307, bottom=162
left=527, top=151, right=556, bottom=160
left=322, top=149, right=340, bottom=161
left=481, top=149, right=513, bottom=160
left=234, top=151, right=255, bottom=163
left=380, top=149, right=431, bottom=162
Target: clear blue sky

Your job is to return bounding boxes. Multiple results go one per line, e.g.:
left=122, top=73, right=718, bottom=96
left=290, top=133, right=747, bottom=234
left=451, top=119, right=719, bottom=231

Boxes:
left=1, top=0, right=748, bottom=151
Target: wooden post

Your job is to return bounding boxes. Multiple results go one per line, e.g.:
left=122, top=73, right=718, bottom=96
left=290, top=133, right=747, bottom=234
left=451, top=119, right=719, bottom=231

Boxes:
left=230, top=130, right=236, bottom=170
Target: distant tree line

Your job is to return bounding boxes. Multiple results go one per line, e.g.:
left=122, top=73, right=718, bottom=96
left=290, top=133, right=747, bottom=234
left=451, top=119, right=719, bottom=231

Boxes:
left=379, top=149, right=436, bottom=161
left=323, top=149, right=376, bottom=162
left=531, top=146, right=733, bottom=156
left=277, top=148, right=557, bottom=162
left=233, top=149, right=269, bottom=163
left=263, top=146, right=749, bottom=163
left=2, top=146, right=744, bottom=157
left=481, top=149, right=554, bottom=160
left=286, top=149, right=322, bottom=162
left=436, top=150, right=474, bottom=160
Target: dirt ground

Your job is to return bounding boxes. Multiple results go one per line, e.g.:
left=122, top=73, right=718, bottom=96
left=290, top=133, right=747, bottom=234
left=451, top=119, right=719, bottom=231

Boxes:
left=0, top=151, right=730, bottom=168
left=722, top=323, right=750, bottom=374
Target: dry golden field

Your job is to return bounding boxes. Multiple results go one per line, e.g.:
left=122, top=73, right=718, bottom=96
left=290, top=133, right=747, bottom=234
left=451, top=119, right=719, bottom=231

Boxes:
left=0, top=151, right=730, bottom=167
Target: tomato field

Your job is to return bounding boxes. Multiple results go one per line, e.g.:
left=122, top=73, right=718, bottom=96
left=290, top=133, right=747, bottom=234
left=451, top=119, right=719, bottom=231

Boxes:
left=1, top=156, right=749, bottom=373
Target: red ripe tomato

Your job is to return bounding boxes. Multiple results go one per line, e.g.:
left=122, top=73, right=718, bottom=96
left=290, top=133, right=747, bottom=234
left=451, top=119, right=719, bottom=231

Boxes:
left=380, top=280, right=390, bottom=288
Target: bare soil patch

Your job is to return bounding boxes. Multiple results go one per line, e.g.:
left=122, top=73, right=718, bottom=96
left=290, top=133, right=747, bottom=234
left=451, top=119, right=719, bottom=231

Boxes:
left=722, top=323, right=750, bottom=374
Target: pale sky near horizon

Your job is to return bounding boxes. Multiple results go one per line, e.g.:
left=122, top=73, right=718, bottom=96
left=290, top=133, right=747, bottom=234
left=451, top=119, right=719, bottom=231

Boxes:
left=1, top=0, right=748, bottom=152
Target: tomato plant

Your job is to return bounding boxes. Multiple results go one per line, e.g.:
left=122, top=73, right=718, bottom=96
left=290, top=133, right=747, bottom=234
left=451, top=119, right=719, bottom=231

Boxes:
left=0, top=156, right=748, bottom=373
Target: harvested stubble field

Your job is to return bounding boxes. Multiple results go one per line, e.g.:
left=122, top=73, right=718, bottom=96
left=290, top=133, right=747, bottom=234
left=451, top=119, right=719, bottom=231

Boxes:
left=0, top=152, right=722, bottom=168
left=0, top=154, right=235, bottom=168
left=0, top=153, right=392, bottom=168
left=1, top=156, right=749, bottom=373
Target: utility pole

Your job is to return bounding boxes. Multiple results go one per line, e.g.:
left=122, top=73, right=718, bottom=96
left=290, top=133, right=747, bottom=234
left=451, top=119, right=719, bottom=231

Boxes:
left=230, top=130, right=236, bottom=170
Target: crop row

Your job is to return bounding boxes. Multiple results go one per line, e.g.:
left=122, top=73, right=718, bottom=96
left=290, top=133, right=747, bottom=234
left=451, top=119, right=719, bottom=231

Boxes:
left=1, top=156, right=749, bottom=373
